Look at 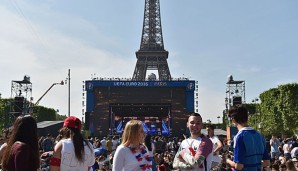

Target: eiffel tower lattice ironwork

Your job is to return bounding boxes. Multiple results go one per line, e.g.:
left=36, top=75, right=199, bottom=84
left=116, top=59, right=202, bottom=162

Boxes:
left=132, top=0, right=171, bottom=81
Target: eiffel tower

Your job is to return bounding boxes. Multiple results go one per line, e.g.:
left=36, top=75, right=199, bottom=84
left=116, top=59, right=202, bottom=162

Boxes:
left=132, top=0, right=171, bottom=81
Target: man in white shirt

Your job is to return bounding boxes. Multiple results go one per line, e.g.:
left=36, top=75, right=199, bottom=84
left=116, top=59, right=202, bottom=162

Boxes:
left=173, top=113, right=213, bottom=171
left=112, top=136, right=118, bottom=151
left=207, top=124, right=223, bottom=169
left=101, top=137, right=107, bottom=149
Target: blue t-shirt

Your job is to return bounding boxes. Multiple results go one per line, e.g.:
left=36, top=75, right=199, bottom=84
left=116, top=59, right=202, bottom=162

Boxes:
left=233, top=127, right=270, bottom=171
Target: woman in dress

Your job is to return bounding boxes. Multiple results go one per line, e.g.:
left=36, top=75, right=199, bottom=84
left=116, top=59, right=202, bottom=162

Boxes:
left=1, top=115, right=40, bottom=171
left=113, top=120, right=152, bottom=171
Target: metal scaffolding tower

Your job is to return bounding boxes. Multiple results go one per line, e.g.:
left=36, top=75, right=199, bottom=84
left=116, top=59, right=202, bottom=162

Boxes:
left=225, top=75, right=246, bottom=110
left=11, top=75, right=32, bottom=117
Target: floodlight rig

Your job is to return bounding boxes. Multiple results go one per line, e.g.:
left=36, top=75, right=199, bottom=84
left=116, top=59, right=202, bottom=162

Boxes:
left=225, top=75, right=245, bottom=110
left=11, top=75, right=32, bottom=117
left=34, top=81, right=64, bottom=106
left=224, top=74, right=245, bottom=127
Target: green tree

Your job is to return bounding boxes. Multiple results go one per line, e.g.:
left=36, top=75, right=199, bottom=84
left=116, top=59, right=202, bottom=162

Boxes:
left=0, top=98, right=68, bottom=131
left=33, top=106, right=56, bottom=122
left=278, top=84, right=298, bottom=130
left=0, top=98, right=15, bottom=130
left=259, top=83, right=298, bottom=137
left=32, top=106, right=67, bottom=122
left=0, top=98, right=5, bottom=130
left=56, top=114, right=67, bottom=121
left=245, top=103, right=260, bottom=130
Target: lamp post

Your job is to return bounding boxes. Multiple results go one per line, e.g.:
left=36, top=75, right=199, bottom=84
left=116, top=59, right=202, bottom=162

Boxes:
left=68, top=69, right=70, bottom=117
left=217, top=116, right=220, bottom=123
left=63, top=69, right=71, bottom=117
left=252, top=98, right=259, bottom=114
left=252, top=97, right=260, bottom=130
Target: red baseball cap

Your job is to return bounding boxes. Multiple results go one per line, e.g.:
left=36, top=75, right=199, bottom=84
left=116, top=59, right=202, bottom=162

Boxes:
left=63, top=116, right=82, bottom=130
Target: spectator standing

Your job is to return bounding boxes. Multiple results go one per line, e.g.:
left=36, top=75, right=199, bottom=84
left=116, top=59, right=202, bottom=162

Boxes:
left=38, top=136, right=44, bottom=149
left=291, top=147, right=298, bottom=159
left=225, top=105, right=270, bottom=171
left=292, top=157, right=298, bottom=170
left=173, top=112, right=213, bottom=171
left=291, top=138, right=298, bottom=149
left=283, top=139, right=292, bottom=160
left=207, top=124, right=223, bottom=169
left=145, top=134, right=157, bottom=171
left=106, top=137, right=113, bottom=152
left=112, top=136, right=118, bottom=151
left=167, top=138, right=176, bottom=154
left=270, top=135, right=281, bottom=160
left=50, top=116, right=95, bottom=171
left=93, top=139, right=101, bottom=149
left=101, top=137, right=107, bottom=150
left=155, top=137, right=164, bottom=154
left=113, top=120, right=152, bottom=171
left=1, top=115, right=40, bottom=171
left=42, top=133, right=54, bottom=152
left=285, top=160, right=296, bottom=171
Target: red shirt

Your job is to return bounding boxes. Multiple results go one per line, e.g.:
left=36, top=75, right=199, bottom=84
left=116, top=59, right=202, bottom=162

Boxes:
left=6, top=142, right=37, bottom=171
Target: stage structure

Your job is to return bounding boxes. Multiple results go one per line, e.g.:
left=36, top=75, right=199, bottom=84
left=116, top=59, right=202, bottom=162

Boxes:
left=85, top=79, right=195, bottom=137
left=11, top=75, right=33, bottom=118
left=84, top=0, right=196, bottom=137
left=225, top=75, right=245, bottom=127
left=225, top=75, right=246, bottom=108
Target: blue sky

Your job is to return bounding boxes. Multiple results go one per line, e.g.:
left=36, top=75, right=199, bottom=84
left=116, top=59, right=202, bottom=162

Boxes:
left=0, top=0, right=297, bottom=123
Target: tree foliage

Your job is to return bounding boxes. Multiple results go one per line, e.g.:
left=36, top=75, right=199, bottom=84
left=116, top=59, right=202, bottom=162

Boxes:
left=259, top=83, right=298, bottom=137
left=33, top=106, right=57, bottom=122
left=56, top=113, right=67, bottom=121
left=0, top=98, right=15, bottom=130
left=0, top=98, right=67, bottom=131
left=245, top=103, right=260, bottom=130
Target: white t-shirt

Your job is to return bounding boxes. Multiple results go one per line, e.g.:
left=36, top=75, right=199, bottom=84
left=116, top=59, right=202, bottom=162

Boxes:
left=101, top=139, right=107, bottom=149
left=113, top=145, right=151, bottom=171
left=210, top=135, right=222, bottom=163
left=60, top=138, right=95, bottom=171
left=283, top=143, right=291, bottom=154
left=112, top=139, right=118, bottom=150
left=291, top=147, right=298, bottom=158
left=179, top=137, right=213, bottom=171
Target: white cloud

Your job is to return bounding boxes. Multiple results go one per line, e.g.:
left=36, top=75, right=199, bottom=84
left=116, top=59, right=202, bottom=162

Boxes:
left=1, top=1, right=297, bottom=125
left=0, top=4, right=133, bottom=119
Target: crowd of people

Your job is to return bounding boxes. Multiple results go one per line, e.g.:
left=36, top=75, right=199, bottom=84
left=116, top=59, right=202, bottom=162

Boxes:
left=0, top=105, right=297, bottom=170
